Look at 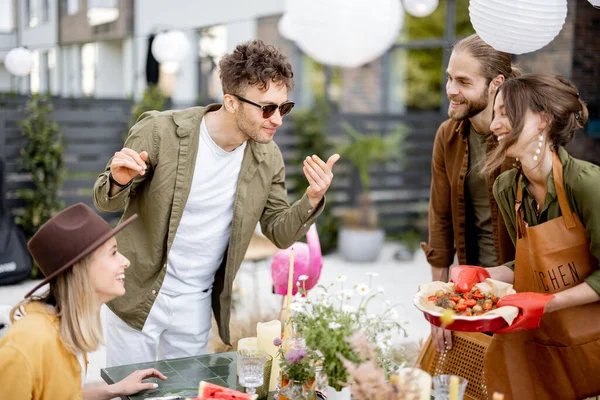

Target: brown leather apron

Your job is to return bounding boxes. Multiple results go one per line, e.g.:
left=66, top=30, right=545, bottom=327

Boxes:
left=484, top=152, right=600, bottom=400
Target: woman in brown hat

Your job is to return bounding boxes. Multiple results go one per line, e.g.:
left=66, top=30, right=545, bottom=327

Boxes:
left=467, top=74, right=600, bottom=400
left=0, top=203, right=167, bottom=399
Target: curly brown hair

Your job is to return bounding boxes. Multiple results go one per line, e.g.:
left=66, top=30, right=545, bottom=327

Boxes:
left=219, top=39, right=294, bottom=95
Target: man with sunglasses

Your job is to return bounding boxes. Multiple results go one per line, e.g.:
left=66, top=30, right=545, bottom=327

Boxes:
left=93, top=40, right=340, bottom=366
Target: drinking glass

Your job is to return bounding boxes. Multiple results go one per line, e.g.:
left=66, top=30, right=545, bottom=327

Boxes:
left=432, top=374, right=468, bottom=400
left=237, top=348, right=267, bottom=395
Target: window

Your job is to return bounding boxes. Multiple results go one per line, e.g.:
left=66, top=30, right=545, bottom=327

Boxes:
left=87, top=0, right=119, bottom=26
left=63, top=0, right=80, bottom=15
left=42, top=0, right=50, bottom=23
left=30, top=51, right=40, bottom=94
left=0, top=0, right=14, bottom=32
left=385, top=0, right=474, bottom=113
left=197, top=25, right=227, bottom=103
left=26, top=0, right=39, bottom=28
left=82, top=43, right=97, bottom=97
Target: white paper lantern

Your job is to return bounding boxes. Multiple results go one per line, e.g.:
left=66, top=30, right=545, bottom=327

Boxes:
left=588, top=0, right=600, bottom=8
left=469, top=0, right=567, bottom=55
left=286, top=0, right=403, bottom=68
left=4, top=47, right=34, bottom=76
left=404, top=0, right=439, bottom=17
left=278, top=14, right=295, bottom=41
left=151, top=30, right=190, bottom=64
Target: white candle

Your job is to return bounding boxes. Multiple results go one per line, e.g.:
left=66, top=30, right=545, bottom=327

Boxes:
left=236, top=337, right=257, bottom=375
left=449, top=375, right=459, bottom=400
left=257, top=320, right=282, bottom=392
left=397, top=368, right=432, bottom=400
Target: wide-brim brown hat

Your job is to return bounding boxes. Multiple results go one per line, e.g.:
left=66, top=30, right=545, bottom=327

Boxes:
left=24, top=203, right=137, bottom=298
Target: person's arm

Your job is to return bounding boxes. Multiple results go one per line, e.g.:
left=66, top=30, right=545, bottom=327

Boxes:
left=92, top=112, right=158, bottom=213
left=423, top=125, right=456, bottom=352
left=83, top=368, right=167, bottom=400
left=260, top=148, right=337, bottom=248
left=0, top=345, right=33, bottom=400
left=423, top=125, right=455, bottom=282
left=490, top=175, right=517, bottom=283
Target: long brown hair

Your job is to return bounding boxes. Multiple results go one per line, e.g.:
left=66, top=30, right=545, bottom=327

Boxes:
left=453, top=34, right=521, bottom=83
left=482, top=74, right=589, bottom=175
left=10, top=254, right=103, bottom=355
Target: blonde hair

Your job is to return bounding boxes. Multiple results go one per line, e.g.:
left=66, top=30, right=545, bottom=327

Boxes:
left=10, top=253, right=103, bottom=355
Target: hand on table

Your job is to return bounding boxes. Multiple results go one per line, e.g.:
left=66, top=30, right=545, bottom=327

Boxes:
left=112, top=368, right=167, bottom=396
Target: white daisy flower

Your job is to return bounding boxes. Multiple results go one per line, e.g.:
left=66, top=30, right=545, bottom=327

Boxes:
left=298, top=275, right=309, bottom=281
left=341, top=304, right=356, bottom=313
left=328, top=322, right=342, bottom=330
left=377, top=286, right=385, bottom=294
left=336, top=275, right=347, bottom=282
left=355, top=284, right=370, bottom=296
left=389, top=309, right=398, bottom=319
left=290, top=302, right=303, bottom=312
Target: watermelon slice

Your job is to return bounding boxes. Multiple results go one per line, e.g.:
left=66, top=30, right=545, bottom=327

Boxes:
left=197, top=381, right=258, bottom=399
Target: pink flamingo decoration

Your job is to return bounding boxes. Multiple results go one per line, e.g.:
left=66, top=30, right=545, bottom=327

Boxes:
left=271, top=224, right=323, bottom=316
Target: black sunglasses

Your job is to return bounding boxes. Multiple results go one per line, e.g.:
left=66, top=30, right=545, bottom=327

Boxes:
left=234, top=95, right=295, bottom=119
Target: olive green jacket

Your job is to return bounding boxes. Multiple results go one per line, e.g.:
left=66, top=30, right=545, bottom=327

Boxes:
left=93, top=105, right=323, bottom=345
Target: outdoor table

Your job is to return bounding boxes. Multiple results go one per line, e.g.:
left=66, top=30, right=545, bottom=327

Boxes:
left=101, top=351, right=274, bottom=400
left=101, top=351, right=435, bottom=399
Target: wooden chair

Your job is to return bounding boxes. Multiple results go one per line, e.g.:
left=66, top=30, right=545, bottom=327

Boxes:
left=415, top=332, right=493, bottom=400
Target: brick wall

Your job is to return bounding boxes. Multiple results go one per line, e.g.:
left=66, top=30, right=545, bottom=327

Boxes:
left=339, top=60, right=384, bottom=114
left=566, top=0, right=600, bottom=164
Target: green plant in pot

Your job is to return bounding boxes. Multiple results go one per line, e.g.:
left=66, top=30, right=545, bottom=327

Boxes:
left=336, top=122, right=405, bottom=262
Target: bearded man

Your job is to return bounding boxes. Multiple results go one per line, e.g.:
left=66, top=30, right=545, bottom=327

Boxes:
left=422, top=34, right=519, bottom=352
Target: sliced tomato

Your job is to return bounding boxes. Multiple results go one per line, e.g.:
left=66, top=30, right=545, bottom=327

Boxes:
left=428, top=296, right=437, bottom=301
left=456, top=303, right=468, bottom=312
left=482, top=302, right=493, bottom=311
left=465, top=299, right=477, bottom=307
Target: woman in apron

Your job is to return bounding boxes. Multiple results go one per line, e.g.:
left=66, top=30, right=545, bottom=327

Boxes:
left=458, top=74, right=600, bottom=400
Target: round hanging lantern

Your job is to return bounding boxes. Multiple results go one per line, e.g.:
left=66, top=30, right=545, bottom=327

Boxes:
left=469, top=0, right=567, bottom=55
left=285, top=0, right=403, bottom=68
left=403, top=0, right=439, bottom=17
left=278, top=14, right=295, bottom=41
left=4, top=47, right=34, bottom=76
left=588, top=0, right=600, bottom=8
left=151, top=30, right=190, bottom=64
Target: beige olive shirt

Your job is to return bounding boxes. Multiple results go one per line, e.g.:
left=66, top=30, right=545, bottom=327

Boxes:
left=93, top=105, right=324, bottom=345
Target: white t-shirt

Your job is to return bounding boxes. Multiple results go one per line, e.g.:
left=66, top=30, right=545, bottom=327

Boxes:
left=161, top=117, right=246, bottom=295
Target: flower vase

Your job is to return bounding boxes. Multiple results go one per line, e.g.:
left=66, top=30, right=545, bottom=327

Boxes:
left=280, top=379, right=308, bottom=400
left=326, top=385, right=351, bottom=400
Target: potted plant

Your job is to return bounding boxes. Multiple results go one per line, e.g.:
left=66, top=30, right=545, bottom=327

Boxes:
left=336, top=122, right=406, bottom=262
